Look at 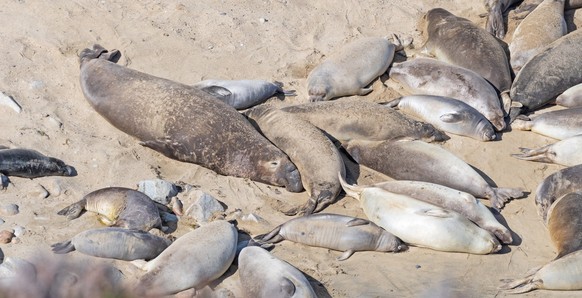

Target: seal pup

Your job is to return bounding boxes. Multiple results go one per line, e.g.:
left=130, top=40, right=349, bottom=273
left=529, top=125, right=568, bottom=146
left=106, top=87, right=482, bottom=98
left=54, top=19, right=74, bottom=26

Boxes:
left=556, top=83, right=582, bottom=108
left=307, top=36, right=400, bottom=102
left=484, top=0, right=522, bottom=39
left=79, top=44, right=302, bottom=192
left=387, top=95, right=497, bottom=141
left=51, top=227, right=171, bottom=261
left=499, top=250, right=582, bottom=293
left=420, top=8, right=512, bottom=95
left=509, top=0, right=567, bottom=72
left=281, top=100, right=448, bottom=143
left=512, top=107, right=582, bottom=140
left=257, top=213, right=406, bottom=260
left=365, top=180, right=512, bottom=244
left=344, top=138, right=524, bottom=210
left=339, top=176, right=501, bottom=254
left=388, top=58, right=506, bottom=131
left=134, top=220, right=237, bottom=296
left=535, top=164, right=582, bottom=221
left=0, top=148, right=75, bottom=178
left=510, top=29, right=582, bottom=114
left=193, top=79, right=296, bottom=110
left=547, top=192, right=582, bottom=259
left=57, top=187, right=163, bottom=231
left=238, top=246, right=317, bottom=298
left=512, top=134, right=582, bottom=166
left=245, top=106, right=345, bottom=215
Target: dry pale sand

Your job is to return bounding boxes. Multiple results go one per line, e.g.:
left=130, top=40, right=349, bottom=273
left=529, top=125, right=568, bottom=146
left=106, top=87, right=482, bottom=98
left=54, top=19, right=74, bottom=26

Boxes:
left=0, top=0, right=581, bottom=297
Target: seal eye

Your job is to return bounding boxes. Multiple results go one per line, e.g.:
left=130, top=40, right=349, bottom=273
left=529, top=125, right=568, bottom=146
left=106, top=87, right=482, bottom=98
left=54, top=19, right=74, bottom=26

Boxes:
left=270, top=161, right=279, bottom=167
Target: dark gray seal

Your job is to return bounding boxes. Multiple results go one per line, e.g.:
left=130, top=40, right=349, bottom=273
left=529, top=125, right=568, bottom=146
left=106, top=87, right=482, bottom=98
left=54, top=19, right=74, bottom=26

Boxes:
left=79, top=44, right=301, bottom=192
left=51, top=227, right=171, bottom=261
left=57, top=187, right=163, bottom=231
left=258, top=213, right=406, bottom=260
left=0, top=148, right=75, bottom=179
left=535, top=164, right=582, bottom=221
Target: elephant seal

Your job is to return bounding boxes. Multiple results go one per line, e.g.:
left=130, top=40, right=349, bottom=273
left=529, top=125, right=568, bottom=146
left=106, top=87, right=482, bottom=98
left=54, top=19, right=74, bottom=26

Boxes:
left=512, top=134, right=582, bottom=166
left=245, top=106, right=345, bottom=215
left=238, top=246, right=317, bottom=298
left=388, top=58, right=506, bottom=131
left=547, top=191, right=582, bottom=259
left=0, top=148, right=75, bottom=178
left=194, top=79, right=296, bottom=110
left=366, top=180, right=512, bottom=244
left=57, top=187, right=163, bottom=231
left=387, top=95, right=497, bottom=141
left=509, top=0, right=567, bottom=72
left=340, top=176, right=501, bottom=254
left=134, top=220, right=237, bottom=296
left=281, top=100, right=448, bottom=143
left=79, top=44, right=301, bottom=192
left=556, top=83, right=582, bottom=108
left=420, top=8, right=512, bottom=94
left=535, top=164, right=582, bottom=221
left=484, top=0, right=522, bottom=39
left=51, top=227, right=171, bottom=261
left=500, top=250, right=582, bottom=293
left=257, top=213, right=406, bottom=260
left=307, top=36, right=400, bottom=102
left=344, top=138, right=524, bottom=210
left=510, top=29, right=582, bottom=114
left=512, top=107, right=582, bottom=140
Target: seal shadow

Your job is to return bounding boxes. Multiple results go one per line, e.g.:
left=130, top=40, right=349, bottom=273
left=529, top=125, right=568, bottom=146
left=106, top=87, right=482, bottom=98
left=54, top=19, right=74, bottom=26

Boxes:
left=565, top=9, right=578, bottom=33
left=469, top=165, right=498, bottom=188
left=304, top=270, right=332, bottom=298
left=488, top=206, right=523, bottom=248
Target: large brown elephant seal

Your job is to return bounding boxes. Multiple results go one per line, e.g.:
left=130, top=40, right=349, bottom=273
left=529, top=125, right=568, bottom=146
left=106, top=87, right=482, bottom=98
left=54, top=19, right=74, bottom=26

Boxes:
left=509, top=0, right=567, bottom=72
left=420, top=8, right=512, bottom=94
left=510, top=29, right=582, bottom=114
left=307, top=36, right=400, bottom=102
left=258, top=213, right=406, bottom=260
left=547, top=192, right=582, bottom=259
left=245, top=106, right=345, bottom=215
left=388, top=58, right=506, bottom=131
left=280, top=100, right=448, bottom=143
left=79, top=45, right=301, bottom=192
left=535, top=164, right=582, bottom=221
left=512, top=107, right=582, bottom=140
left=57, top=187, right=163, bottom=231
left=340, top=176, right=501, bottom=254
left=238, top=246, right=317, bottom=298
left=51, top=227, right=171, bottom=261
left=344, top=139, right=524, bottom=210
left=512, top=134, right=582, bottom=166
left=134, top=220, right=238, bottom=296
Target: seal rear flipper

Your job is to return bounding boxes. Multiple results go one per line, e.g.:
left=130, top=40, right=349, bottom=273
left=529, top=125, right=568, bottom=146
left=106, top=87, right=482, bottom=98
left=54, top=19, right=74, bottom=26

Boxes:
left=337, top=250, right=355, bottom=261
left=498, top=276, right=541, bottom=294
left=255, top=225, right=284, bottom=243
left=345, top=218, right=371, bottom=227
left=51, top=240, right=75, bottom=254
left=57, top=200, right=86, bottom=220
left=490, top=187, right=525, bottom=210
left=511, top=145, right=555, bottom=163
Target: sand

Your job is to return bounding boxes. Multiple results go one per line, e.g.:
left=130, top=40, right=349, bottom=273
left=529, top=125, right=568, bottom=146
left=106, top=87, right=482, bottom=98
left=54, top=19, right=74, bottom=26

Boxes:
left=0, top=0, right=581, bottom=297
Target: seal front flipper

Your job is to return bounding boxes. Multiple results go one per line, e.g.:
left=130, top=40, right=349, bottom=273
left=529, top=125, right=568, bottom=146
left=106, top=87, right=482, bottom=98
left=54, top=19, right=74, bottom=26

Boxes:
left=337, top=250, right=355, bottom=261
left=139, top=138, right=190, bottom=161
left=57, top=199, right=86, bottom=220
left=345, top=218, right=370, bottom=227
left=199, top=86, right=232, bottom=101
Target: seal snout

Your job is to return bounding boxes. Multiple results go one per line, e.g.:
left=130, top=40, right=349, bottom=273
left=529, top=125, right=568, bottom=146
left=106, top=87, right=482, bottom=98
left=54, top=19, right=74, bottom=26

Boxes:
left=279, top=161, right=303, bottom=193
left=63, top=165, right=77, bottom=177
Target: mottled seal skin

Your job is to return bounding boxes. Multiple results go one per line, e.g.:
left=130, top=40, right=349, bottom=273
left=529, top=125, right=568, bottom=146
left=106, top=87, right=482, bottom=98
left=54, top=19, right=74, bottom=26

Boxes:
left=500, top=250, right=582, bottom=293
left=556, top=83, right=582, bottom=108
left=51, top=227, right=171, bottom=261
left=245, top=106, right=345, bottom=215
left=510, top=29, right=582, bottom=114
left=57, top=187, right=163, bottom=231
left=307, top=37, right=398, bottom=102
left=281, top=100, right=448, bottom=143
left=135, top=220, right=237, bottom=296
left=512, top=107, right=582, bottom=140
left=484, top=0, right=522, bottom=39
left=340, top=177, right=501, bottom=254
left=512, top=134, right=582, bottom=166
left=344, top=139, right=524, bottom=210
left=387, top=95, right=496, bottom=141
left=535, top=164, right=582, bottom=221
left=79, top=45, right=301, bottom=192
left=258, top=213, right=406, bottom=260
left=547, top=192, right=582, bottom=259
left=194, top=79, right=296, bottom=110
left=388, top=58, right=506, bottom=131
left=420, top=8, right=512, bottom=94
left=369, top=180, right=512, bottom=244
left=509, top=0, right=566, bottom=72
left=238, top=246, right=317, bottom=298
left=0, top=148, right=76, bottom=178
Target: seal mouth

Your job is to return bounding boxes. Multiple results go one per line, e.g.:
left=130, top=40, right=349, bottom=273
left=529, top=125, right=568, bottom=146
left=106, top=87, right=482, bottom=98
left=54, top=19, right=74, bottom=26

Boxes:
left=309, top=95, right=324, bottom=102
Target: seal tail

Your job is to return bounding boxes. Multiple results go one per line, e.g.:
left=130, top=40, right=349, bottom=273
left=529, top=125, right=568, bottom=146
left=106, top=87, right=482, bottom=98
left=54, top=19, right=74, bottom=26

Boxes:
left=489, top=187, right=525, bottom=211
left=511, top=145, right=554, bottom=163
left=51, top=240, right=76, bottom=254
left=338, top=173, right=362, bottom=201
left=57, top=199, right=86, bottom=220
